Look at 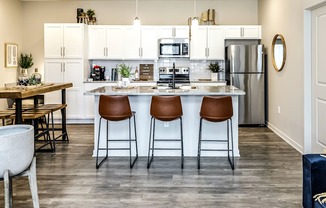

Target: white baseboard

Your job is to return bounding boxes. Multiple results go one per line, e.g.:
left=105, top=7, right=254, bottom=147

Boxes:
left=267, top=122, right=304, bottom=154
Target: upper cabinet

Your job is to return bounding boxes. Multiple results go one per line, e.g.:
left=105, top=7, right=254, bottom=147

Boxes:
left=88, top=25, right=158, bottom=60
left=190, top=26, right=225, bottom=60
left=88, top=25, right=124, bottom=59
left=158, top=26, right=189, bottom=38
left=225, top=25, right=261, bottom=39
left=44, top=24, right=85, bottom=59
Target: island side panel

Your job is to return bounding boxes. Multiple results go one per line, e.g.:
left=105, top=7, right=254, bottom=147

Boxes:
left=93, top=94, right=240, bottom=157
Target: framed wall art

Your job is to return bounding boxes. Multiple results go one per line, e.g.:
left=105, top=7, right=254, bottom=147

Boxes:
left=5, top=43, right=18, bottom=68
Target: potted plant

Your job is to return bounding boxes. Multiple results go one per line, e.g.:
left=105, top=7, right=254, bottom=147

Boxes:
left=118, top=63, right=131, bottom=87
left=208, top=62, right=223, bottom=81
left=18, top=53, right=34, bottom=86
left=87, top=9, right=95, bottom=20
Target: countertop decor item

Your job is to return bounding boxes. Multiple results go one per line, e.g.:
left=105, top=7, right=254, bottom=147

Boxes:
left=87, top=9, right=97, bottom=25
left=118, top=63, right=132, bottom=78
left=208, top=62, right=223, bottom=81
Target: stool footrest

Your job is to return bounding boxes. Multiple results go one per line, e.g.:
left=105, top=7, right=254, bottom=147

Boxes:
left=153, top=139, right=182, bottom=142
left=200, top=148, right=232, bottom=152
left=98, top=147, right=132, bottom=151
left=201, top=139, right=228, bottom=142
left=107, top=139, right=137, bottom=142
left=151, top=148, right=182, bottom=151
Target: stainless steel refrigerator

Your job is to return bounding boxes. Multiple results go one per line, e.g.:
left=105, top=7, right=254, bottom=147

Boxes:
left=226, top=44, right=265, bottom=125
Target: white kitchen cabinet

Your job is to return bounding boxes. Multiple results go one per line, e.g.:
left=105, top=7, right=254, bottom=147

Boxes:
left=124, top=27, right=141, bottom=59
left=140, top=26, right=158, bottom=60
left=190, top=26, right=225, bottom=60
left=225, top=25, right=261, bottom=39
left=44, top=59, right=84, bottom=120
left=158, top=26, right=189, bottom=38
left=89, top=25, right=158, bottom=60
left=44, top=24, right=85, bottom=59
left=88, top=25, right=124, bottom=59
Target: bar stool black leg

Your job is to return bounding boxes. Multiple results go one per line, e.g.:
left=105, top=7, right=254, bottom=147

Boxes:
left=96, top=118, right=108, bottom=169
left=180, top=117, right=184, bottom=169
left=197, top=118, right=203, bottom=169
left=129, top=114, right=138, bottom=168
left=147, top=117, right=154, bottom=168
left=133, top=114, right=139, bottom=158
left=229, top=118, right=235, bottom=170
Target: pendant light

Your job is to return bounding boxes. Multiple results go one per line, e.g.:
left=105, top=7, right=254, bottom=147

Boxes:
left=133, top=0, right=141, bottom=26
left=192, top=0, right=199, bottom=26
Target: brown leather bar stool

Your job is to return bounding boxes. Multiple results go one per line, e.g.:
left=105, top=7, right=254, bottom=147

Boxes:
left=147, top=95, right=184, bottom=169
left=96, top=95, right=138, bottom=169
left=197, top=96, right=235, bottom=170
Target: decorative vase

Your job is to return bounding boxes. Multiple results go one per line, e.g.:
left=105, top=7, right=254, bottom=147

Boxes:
left=30, top=68, right=42, bottom=84
left=210, top=73, right=218, bottom=81
left=122, top=77, right=130, bottom=87
left=17, top=69, right=29, bottom=86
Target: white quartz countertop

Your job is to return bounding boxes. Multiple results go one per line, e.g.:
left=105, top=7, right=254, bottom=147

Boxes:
left=84, top=85, right=245, bottom=96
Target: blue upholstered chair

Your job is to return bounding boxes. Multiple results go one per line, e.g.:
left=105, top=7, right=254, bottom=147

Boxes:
left=303, top=154, right=326, bottom=208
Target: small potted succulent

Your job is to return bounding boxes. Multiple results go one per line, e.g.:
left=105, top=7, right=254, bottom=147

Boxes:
left=208, top=62, right=223, bottom=81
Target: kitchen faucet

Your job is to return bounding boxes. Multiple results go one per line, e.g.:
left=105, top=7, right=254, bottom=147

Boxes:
left=172, top=62, right=176, bottom=89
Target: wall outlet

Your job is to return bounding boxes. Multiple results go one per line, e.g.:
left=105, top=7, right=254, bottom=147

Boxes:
left=278, top=105, right=281, bottom=114
left=164, top=122, right=169, bottom=127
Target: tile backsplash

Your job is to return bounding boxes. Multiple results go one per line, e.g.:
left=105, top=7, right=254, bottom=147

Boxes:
left=89, top=59, right=225, bottom=81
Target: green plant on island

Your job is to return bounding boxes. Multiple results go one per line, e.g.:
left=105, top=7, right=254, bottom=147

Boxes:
left=208, top=62, right=223, bottom=73
left=118, top=63, right=132, bottom=78
left=19, top=53, right=34, bottom=69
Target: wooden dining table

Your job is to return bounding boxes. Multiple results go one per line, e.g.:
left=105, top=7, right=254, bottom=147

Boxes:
left=0, top=82, right=73, bottom=141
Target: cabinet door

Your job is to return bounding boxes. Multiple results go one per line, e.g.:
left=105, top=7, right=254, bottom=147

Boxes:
left=190, top=26, right=207, bottom=60
left=44, top=24, right=64, bottom=59
left=106, top=26, right=124, bottom=59
left=225, top=26, right=242, bottom=39
left=242, top=26, right=261, bottom=39
left=174, top=26, right=189, bottom=38
left=158, top=26, right=189, bottom=38
left=88, top=26, right=107, bottom=59
left=141, top=26, right=158, bottom=60
left=44, top=59, right=64, bottom=104
left=124, top=27, right=141, bottom=60
left=158, top=26, right=174, bottom=38
left=207, top=26, right=225, bottom=60
left=63, top=24, right=84, bottom=59
left=63, top=60, right=84, bottom=119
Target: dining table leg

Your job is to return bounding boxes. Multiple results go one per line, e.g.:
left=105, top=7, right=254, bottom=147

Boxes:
left=15, top=98, right=23, bottom=124
left=61, top=89, right=67, bottom=141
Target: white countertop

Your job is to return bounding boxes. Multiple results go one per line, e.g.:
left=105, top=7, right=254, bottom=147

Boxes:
left=84, top=85, right=245, bottom=96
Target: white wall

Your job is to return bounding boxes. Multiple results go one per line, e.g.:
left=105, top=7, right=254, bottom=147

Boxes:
left=0, top=0, right=23, bottom=110
left=258, top=0, right=304, bottom=152
left=21, top=0, right=258, bottom=80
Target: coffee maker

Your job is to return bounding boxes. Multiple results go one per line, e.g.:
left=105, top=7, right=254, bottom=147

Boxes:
left=91, top=65, right=105, bottom=81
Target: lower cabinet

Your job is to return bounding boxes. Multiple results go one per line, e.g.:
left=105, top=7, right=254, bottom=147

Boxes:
left=44, top=59, right=84, bottom=121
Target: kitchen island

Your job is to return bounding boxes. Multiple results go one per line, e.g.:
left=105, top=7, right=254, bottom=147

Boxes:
left=84, top=85, right=245, bottom=157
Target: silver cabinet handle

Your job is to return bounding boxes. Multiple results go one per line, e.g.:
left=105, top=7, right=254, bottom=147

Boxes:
left=106, top=47, right=108, bottom=56
left=172, top=27, right=176, bottom=37
left=61, top=62, right=63, bottom=72
left=63, top=62, right=65, bottom=72
left=61, top=47, right=63, bottom=56
left=207, top=48, right=209, bottom=57
left=104, top=47, right=106, bottom=56
left=63, top=47, right=66, bottom=57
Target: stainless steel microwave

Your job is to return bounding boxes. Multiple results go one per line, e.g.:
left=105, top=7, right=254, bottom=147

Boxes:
left=158, top=38, right=189, bottom=58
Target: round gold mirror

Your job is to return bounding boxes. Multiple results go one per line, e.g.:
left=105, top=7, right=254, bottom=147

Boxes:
left=271, top=34, right=287, bottom=71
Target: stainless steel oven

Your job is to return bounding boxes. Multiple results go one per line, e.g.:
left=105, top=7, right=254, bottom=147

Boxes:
left=158, top=38, right=189, bottom=58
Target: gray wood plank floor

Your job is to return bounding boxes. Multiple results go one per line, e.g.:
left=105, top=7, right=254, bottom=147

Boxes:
left=0, top=125, right=302, bottom=207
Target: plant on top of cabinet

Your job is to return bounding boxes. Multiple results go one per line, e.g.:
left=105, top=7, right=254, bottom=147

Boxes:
left=118, top=63, right=132, bottom=78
